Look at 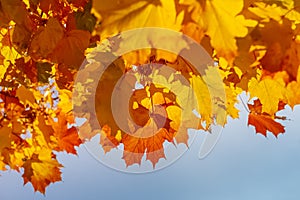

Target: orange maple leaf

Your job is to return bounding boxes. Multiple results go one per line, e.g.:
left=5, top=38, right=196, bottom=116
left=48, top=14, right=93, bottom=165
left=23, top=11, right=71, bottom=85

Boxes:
left=50, top=112, right=82, bottom=154
left=248, top=100, right=285, bottom=137
left=248, top=114, right=285, bottom=137
left=29, top=17, right=90, bottom=68
left=22, top=149, right=62, bottom=194
left=49, top=30, right=91, bottom=68
left=122, top=128, right=174, bottom=168
left=29, top=17, right=64, bottom=60
left=100, top=125, right=120, bottom=153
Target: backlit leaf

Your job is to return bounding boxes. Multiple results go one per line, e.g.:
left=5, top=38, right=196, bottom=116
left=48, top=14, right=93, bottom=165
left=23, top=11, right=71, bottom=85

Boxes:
left=22, top=148, right=62, bottom=194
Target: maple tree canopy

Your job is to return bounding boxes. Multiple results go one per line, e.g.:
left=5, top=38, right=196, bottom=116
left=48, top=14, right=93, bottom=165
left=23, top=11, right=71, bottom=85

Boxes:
left=0, top=0, right=300, bottom=194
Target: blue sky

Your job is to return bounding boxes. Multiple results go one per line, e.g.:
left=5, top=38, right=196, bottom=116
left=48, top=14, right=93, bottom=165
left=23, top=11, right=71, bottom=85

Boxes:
left=1, top=103, right=300, bottom=200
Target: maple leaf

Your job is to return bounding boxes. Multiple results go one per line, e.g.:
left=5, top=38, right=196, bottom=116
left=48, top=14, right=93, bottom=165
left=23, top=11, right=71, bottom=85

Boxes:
left=49, top=111, right=82, bottom=154
left=250, top=19, right=298, bottom=80
left=94, top=0, right=183, bottom=39
left=205, top=0, right=258, bottom=63
left=180, top=0, right=256, bottom=63
left=260, top=20, right=293, bottom=72
left=29, top=17, right=64, bottom=60
left=189, top=66, right=228, bottom=128
left=248, top=78, right=287, bottom=115
left=248, top=1, right=300, bottom=22
left=99, top=125, right=120, bottom=153
left=92, top=60, right=199, bottom=166
left=77, top=113, right=100, bottom=141
left=16, top=85, right=36, bottom=107
left=122, top=126, right=173, bottom=168
left=189, top=74, right=212, bottom=128
left=248, top=114, right=285, bottom=137
left=144, top=82, right=193, bottom=143
left=248, top=99, right=285, bottom=137
left=49, top=29, right=91, bottom=68
left=29, top=16, right=90, bottom=68
left=22, top=149, right=62, bottom=194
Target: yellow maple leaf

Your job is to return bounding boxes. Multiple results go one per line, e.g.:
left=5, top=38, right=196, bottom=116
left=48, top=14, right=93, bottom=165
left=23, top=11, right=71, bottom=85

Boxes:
left=248, top=78, right=287, bottom=115
left=201, top=0, right=257, bottom=63
left=189, top=74, right=212, bottom=128
left=248, top=1, right=300, bottom=23
left=94, top=0, right=183, bottom=39
left=225, top=85, right=241, bottom=120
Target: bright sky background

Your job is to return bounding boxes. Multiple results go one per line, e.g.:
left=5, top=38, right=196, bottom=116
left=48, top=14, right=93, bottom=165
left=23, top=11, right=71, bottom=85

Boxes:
left=1, top=102, right=300, bottom=200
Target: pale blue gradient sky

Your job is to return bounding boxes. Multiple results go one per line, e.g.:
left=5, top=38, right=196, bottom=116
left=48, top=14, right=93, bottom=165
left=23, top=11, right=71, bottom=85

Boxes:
left=1, top=103, right=300, bottom=200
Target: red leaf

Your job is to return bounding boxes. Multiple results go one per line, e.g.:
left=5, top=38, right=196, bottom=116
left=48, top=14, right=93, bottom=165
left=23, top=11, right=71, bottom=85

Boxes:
left=248, top=113, right=285, bottom=137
